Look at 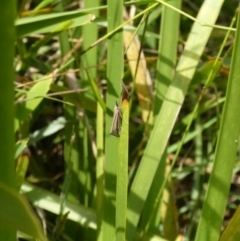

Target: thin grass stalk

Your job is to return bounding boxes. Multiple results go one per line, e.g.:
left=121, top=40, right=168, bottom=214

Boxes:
left=96, top=102, right=104, bottom=241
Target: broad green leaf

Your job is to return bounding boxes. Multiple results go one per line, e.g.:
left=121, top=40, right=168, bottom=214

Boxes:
left=0, top=181, right=47, bottom=241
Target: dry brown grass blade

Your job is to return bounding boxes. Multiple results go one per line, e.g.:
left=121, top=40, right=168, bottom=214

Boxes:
left=123, top=31, right=154, bottom=123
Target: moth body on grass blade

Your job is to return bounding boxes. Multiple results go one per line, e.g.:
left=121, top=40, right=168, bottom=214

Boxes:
left=110, top=102, right=122, bottom=137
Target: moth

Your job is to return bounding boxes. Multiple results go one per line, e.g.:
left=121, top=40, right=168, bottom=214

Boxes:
left=110, top=102, right=122, bottom=137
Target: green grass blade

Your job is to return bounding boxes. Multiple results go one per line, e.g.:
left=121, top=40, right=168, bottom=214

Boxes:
left=0, top=1, right=16, bottom=239
left=16, top=151, right=30, bottom=191
left=81, top=1, right=101, bottom=240
left=81, top=3, right=159, bottom=56
left=126, top=1, right=224, bottom=240
left=33, top=0, right=57, bottom=12
left=154, top=0, right=181, bottom=112
left=116, top=99, right=129, bottom=241
left=195, top=8, right=240, bottom=241
left=55, top=2, right=82, bottom=213
left=220, top=205, right=240, bottom=241
left=0, top=0, right=15, bottom=187
left=15, top=139, right=28, bottom=159
left=14, top=75, right=53, bottom=132
left=103, top=0, right=124, bottom=240
left=82, top=0, right=99, bottom=186
left=96, top=102, right=104, bottom=241
left=21, top=182, right=97, bottom=228
left=85, top=70, right=106, bottom=112
left=139, top=0, right=181, bottom=237
left=16, top=11, right=94, bottom=37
